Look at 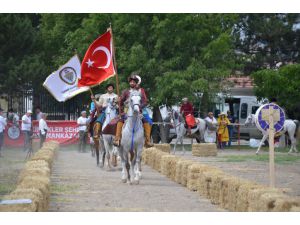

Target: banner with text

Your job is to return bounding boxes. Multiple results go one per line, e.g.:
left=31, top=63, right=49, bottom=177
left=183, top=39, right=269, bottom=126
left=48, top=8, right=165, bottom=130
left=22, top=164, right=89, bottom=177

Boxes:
left=4, top=121, right=81, bottom=147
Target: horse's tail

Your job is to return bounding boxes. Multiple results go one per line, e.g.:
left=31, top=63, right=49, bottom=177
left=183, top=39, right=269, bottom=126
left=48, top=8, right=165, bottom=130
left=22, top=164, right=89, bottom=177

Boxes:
left=294, top=120, right=300, bottom=139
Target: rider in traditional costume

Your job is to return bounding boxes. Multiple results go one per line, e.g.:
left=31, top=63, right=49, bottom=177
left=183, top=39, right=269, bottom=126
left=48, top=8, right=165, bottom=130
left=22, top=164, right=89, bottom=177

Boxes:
left=113, top=74, right=154, bottom=148
left=180, top=97, right=194, bottom=135
left=90, top=83, right=118, bottom=142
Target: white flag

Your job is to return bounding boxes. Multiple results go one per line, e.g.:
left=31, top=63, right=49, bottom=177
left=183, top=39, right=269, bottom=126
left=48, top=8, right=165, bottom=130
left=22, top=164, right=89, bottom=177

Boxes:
left=43, top=55, right=89, bottom=102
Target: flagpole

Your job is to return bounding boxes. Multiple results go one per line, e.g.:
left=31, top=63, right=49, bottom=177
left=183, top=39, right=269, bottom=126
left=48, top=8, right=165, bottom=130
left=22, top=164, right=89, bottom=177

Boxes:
left=109, top=23, right=122, bottom=113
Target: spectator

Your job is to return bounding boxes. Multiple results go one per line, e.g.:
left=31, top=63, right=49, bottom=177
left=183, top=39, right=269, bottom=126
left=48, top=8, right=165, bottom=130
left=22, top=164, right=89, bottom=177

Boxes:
left=35, top=107, right=43, bottom=121
left=204, top=112, right=218, bottom=143
left=39, top=113, right=49, bottom=148
left=227, top=111, right=235, bottom=147
left=0, top=108, right=7, bottom=157
left=77, top=111, right=88, bottom=153
left=217, top=112, right=230, bottom=149
left=21, top=110, right=33, bottom=152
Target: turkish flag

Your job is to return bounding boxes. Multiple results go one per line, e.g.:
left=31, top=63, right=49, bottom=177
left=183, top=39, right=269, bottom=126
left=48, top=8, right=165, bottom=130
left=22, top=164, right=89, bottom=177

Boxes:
left=78, top=30, right=115, bottom=87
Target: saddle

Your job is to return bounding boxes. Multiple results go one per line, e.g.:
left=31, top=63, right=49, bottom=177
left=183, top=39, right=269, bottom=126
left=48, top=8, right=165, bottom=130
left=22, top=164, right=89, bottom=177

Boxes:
left=102, top=118, right=119, bottom=135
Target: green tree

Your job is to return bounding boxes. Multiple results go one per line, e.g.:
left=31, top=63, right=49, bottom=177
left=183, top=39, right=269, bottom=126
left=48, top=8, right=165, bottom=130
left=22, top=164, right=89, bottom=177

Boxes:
left=251, top=64, right=300, bottom=119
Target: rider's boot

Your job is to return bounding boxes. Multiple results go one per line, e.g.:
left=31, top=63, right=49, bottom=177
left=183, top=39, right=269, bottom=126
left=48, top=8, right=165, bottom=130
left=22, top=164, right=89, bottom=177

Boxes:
left=113, top=121, right=124, bottom=147
left=143, top=122, right=154, bottom=148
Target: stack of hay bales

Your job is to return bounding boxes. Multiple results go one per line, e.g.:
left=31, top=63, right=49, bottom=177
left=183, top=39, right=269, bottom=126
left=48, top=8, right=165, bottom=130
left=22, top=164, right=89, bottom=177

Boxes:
left=175, top=159, right=194, bottom=185
left=192, top=143, right=217, bottom=157
left=141, top=147, right=300, bottom=212
left=0, top=141, right=59, bottom=212
left=154, top=144, right=171, bottom=153
left=160, top=155, right=180, bottom=181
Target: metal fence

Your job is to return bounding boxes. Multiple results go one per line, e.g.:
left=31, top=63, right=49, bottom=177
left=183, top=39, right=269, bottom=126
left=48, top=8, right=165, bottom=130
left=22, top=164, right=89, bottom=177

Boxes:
left=7, top=89, right=88, bottom=120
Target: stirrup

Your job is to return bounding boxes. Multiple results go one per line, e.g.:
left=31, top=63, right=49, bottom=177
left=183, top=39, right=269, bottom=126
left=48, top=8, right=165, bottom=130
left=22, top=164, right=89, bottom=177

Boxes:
left=144, top=142, right=154, bottom=148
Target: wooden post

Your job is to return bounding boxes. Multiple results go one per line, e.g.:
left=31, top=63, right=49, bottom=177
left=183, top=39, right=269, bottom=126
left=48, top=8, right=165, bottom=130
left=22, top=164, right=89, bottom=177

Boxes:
left=268, top=105, right=275, bottom=187
left=237, top=124, right=240, bottom=151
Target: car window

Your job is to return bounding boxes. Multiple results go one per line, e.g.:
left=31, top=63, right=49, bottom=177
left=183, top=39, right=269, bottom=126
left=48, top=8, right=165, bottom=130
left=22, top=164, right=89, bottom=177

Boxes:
left=241, top=103, right=248, bottom=119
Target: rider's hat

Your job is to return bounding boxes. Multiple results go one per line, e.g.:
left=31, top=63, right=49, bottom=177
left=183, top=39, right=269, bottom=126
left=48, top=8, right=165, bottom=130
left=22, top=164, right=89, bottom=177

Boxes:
left=136, top=75, right=142, bottom=85
left=105, top=83, right=114, bottom=90
left=127, top=74, right=139, bottom=83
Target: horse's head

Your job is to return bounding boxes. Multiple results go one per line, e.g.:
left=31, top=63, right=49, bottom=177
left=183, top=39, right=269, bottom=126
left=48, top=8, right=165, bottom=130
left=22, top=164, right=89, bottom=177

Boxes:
left=129, top=90, right=142, bottom=114
left=245, top=114, right=255, bottom=126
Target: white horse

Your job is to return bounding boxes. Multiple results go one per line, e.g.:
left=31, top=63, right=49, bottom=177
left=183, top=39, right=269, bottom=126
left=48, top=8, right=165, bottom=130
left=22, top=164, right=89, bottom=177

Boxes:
left=101, top=98, right=119, bottom=170
left=119, top=91, right=144, bottom=184
left=170, top=107, right=206, bottom=155
left=245, top=114, right=299, bottom=154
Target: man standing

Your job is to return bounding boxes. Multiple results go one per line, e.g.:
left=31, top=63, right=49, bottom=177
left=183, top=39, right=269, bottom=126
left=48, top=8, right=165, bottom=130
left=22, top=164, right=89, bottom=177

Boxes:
left=35, top=107, right=43, bottom=121
left=77, top=111, right=88, bottom=152
left=0, top=108, right=7, bottom=157
left=39, top=113, right=48, bottom=148
left=21, top=110, right=33, bottom=152
left=113, top=74, right=153, bottom=148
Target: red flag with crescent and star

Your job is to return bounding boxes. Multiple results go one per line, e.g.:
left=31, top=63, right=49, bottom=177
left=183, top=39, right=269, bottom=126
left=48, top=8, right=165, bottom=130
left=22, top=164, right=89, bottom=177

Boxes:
left=78, top=30, right=115, bottom=87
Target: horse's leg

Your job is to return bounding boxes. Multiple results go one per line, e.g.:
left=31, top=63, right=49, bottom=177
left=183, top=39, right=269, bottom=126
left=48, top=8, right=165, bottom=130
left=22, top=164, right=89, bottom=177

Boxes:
left=287, top=128, right=297, bottom=153
left=256, top=134, right=268, bottom=155
left=94, top=138, right=100, bottom=166
left=125, top=152, right=131, bottom=184
left=119, top=147, right=127, bottom=183
left=103, top=138, right=112, bottom=170
left=129, top=150, right=136, bottom=184
left=134, top=144, right=143, bottom=182
left=173, top=137, right=179, bottom=155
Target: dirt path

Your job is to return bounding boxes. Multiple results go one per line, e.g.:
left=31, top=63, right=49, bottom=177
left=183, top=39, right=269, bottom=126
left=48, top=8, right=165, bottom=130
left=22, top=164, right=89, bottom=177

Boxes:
left=49, top=148, right=224, bottom=212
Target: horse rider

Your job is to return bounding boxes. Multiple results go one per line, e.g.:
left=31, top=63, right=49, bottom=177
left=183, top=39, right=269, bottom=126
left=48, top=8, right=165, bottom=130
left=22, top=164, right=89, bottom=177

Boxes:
left=90, top=83, right=118, bottom=143
left=113, top=74, right=154, bottom=148
left=180, top=97, right=194, bottom=135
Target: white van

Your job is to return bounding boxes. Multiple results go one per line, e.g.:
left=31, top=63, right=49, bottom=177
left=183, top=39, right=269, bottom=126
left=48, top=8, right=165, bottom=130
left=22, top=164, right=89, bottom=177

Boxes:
left=213, top=94, right=263, bottom=140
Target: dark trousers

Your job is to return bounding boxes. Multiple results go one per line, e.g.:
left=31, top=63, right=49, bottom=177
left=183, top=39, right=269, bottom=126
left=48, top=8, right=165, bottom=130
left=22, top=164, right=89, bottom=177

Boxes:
left=0, top=132, right=4, bottom=152
left=39, top=130, right=47, bottom=148
left=23, top=130, right=32, bottom=152
left=79, top=130, right=87, bottom=152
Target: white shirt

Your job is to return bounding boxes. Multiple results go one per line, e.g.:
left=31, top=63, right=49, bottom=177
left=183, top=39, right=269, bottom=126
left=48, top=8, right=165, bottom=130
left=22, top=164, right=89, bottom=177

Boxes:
left=0, top=115, right=7, bottom=132
left=39, top=118, right=49, bottom=135
left=36, top=112, right=42, bottom=121
left=97, top=93, right=118, bottom=108
left=21, top=114, right=32, bottom=131
left=77, top=117, right=88, bottom=131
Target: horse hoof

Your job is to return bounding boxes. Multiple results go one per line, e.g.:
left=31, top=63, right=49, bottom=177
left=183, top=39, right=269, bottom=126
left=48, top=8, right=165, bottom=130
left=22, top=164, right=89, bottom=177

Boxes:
left=134, top=179, right=139, bottom=185
left=122, top=178, right=127, bottom=183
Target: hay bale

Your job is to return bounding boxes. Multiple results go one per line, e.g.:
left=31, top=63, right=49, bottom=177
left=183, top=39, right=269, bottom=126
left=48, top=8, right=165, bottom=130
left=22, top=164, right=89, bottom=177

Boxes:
left=161, top=155, right=180, bottom=180
left=209, top=173, right=233, bottom=205
left=30, top=150, right=55, bottom=167
left=25, top=160, right=49, bottom=169
left=17, top=176, right=50, bottom=210
left=197, top=169, right=224, bottom=199
left=221, top=177, right=247, bottom=211
left=18, top=167, right=50, bottom=183
left=180, top=160, right=195, bottom=187
left=0, top=188, right=43, bottom=212
left=154, top=144, right=171, bottom=153
left=273, top=196, right=300, bottom=212
left=175, top=159, right=193, bottom=184
left=235, top=182, right=264, bottom=212
left=154, top=150, right=168, bottom=172
left=192, top=143, right=217, bottom=157
left=247, top=187, right=282, bottom=212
